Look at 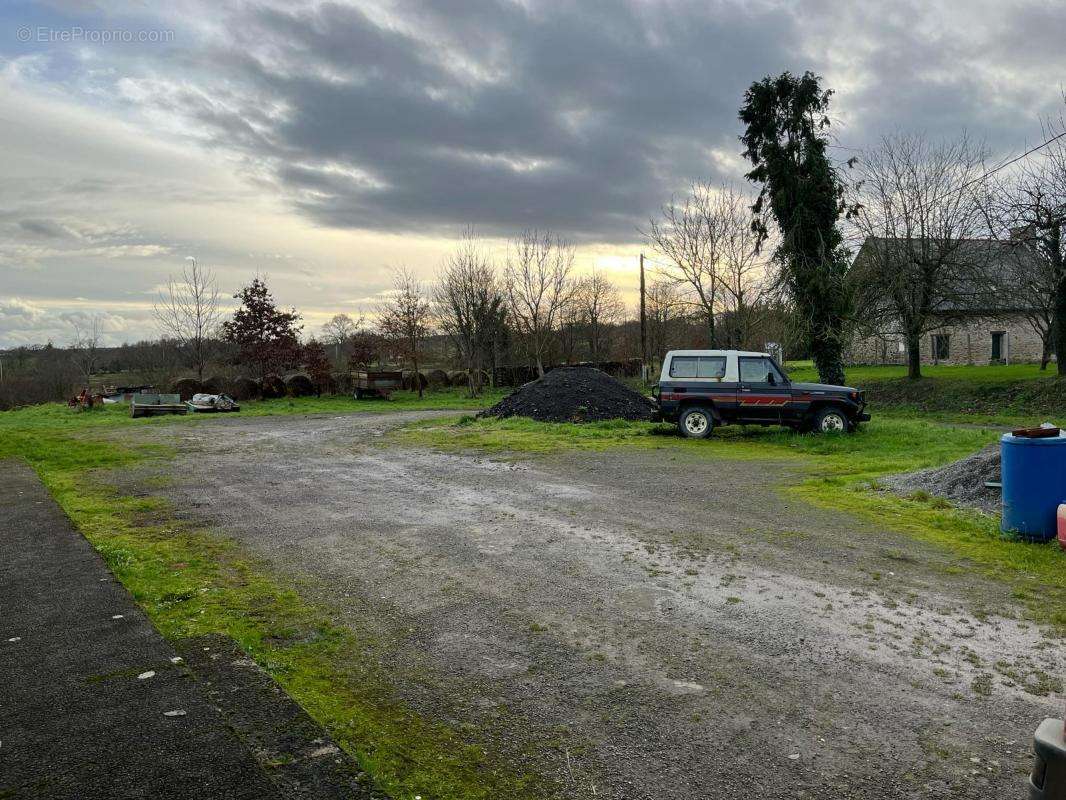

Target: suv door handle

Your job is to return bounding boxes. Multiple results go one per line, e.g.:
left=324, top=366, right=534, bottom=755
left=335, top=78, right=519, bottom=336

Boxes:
left=740, top=387, right=752, bottom=392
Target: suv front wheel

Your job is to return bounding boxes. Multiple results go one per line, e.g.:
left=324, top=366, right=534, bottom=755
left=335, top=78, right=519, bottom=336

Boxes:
left=812, top=406, right=850, bottom=434
left=679, top=406, right=714, bottom=439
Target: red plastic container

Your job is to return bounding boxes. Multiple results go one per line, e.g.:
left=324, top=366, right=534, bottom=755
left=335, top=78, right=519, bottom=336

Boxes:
left=1058, top=504, right=1066, bottom=550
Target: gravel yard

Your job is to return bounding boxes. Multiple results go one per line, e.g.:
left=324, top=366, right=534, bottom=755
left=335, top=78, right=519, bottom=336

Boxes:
left=120, top=411, right=1062, bottom=799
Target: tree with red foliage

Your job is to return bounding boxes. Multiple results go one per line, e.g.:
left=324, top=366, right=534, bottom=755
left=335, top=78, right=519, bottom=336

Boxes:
left=302, top=338, right=332, bottom=396
left=221, top=277, right=303, bottom=379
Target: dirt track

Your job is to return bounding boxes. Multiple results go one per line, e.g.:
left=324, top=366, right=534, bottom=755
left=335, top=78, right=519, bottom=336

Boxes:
left=119, top=411, right=1061, bottom=799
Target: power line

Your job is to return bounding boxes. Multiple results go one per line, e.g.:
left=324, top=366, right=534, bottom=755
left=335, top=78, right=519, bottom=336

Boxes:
left=955, top=128, right=1066, bottom=194
left=640, top=255, right=679, bottom=270
left=643, top=128, right=1066, bottom=256
left=855, top=128, right=1066, bottom=235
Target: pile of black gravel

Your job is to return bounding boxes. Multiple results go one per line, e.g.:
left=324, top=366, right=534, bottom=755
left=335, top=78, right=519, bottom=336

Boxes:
left=883, top=443, right=1001, bottom=514
left=480, top=366, right=657, bottom=423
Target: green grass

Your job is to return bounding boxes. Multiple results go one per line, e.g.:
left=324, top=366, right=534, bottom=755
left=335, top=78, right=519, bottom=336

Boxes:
left=781, top=361, right=1066, bottom=422
left=239, top=388, right=507, bottom=416
left=402, top=414, right=994, bottom=474
left=0, top=400, right=548, bottom=800
left=0, top=387, right=503, bottom=428
left=401, top=415, right=671, bottom=453
left=404, top=414, right=1066, bottom=630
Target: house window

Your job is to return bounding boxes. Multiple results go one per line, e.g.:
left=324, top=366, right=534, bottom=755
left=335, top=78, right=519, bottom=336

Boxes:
left=991, top=331, right=1006, bottom=362
left=932, top=334, right=950, bottom=362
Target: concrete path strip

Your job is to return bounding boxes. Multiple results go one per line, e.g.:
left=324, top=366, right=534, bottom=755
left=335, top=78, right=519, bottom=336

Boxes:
left=0, top=460, right=284, bottom=800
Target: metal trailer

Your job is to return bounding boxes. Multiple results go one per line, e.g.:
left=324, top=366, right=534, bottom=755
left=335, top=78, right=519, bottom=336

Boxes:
left=352, top=370, right=403, bottom=400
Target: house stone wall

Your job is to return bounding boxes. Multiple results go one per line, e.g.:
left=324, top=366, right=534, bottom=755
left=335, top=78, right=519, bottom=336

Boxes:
left=847, top=313, right=1049, bottom=366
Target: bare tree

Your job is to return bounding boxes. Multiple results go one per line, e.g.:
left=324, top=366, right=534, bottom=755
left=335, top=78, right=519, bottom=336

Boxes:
left=718, top=185, right=773, bottom=348
left=557, top=296, right=581, bottom=364
left=573, top=271, right=624, bottom=361
left=1006, top=246, right=1058, bottom=369
left=155, top=258, right=222, bottom=383
left=377, top=268, right=432, bottom=398
left=645, top=182, right=721, bottom=345
left=505, top=229, right=575, bottom=377
left=434, top=231, right=505, bottom=397
left=128, top=338, right=183, bottom=390
left=68, top=315, right=102, bottom=386
left=849, top=133, right=990, bottom=379
left=984, top=119, right=1066, bottom=372
left=646, top=279, right=683, bottom=364
left=646, top=182, right=768, bottom=347
left=321, top=312, right=362, bottom=365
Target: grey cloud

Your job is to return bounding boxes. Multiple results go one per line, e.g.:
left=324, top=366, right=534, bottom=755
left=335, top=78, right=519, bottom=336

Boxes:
left=10, top=0, right=1066, bottom=251
left=103, top=0, right=803, bottom=240
left=18, top=218, right=80, bottom=240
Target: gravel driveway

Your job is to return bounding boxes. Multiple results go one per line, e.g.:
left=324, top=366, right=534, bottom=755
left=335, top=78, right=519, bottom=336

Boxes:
left=119, top=411, right=1061, bottom=799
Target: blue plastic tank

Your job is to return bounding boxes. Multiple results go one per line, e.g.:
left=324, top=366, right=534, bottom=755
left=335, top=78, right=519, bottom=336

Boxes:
left=1000, top=432, right=1066, bottom=542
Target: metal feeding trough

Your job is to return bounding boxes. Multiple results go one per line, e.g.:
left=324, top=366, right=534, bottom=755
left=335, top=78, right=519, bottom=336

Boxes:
left=130, top=393, right=187, bottom=418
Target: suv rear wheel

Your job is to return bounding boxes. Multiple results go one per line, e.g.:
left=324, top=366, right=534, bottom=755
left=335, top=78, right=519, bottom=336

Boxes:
left=679, top=406, right=714, bottom=439
left=812, top=406, right=849, bottom=434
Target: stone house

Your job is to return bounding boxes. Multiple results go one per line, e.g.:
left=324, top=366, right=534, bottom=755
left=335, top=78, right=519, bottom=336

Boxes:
left=847, top=237, right=1050, bottom=367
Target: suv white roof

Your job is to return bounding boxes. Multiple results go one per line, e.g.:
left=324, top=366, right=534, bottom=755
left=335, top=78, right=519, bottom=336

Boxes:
left=664, top=349, right=770, bottom=358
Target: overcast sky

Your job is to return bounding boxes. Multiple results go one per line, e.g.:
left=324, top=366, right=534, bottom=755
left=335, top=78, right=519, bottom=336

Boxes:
left=1, top=0, right=1064, bottom=347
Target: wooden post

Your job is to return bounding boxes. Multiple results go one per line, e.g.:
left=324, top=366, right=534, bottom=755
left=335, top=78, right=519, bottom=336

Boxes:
left=639, top=253, right=647, bottom=382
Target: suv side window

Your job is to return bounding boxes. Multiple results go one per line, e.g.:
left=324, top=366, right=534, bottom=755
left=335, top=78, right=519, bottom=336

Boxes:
left=739, top=357, right=784, bottom=385
left=670, top=356, right=727, bottom=380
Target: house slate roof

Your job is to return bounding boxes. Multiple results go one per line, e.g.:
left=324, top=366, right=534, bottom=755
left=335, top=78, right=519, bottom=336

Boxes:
left=853, top=236, right=1044, bottom=314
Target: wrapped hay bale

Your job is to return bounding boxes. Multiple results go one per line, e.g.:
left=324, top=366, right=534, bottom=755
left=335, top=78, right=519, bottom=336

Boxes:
left=402, top=370, right=427, bottom=391
left=170, top=377, right=202, bottom=401
left=423, top=368, right=449, bottom=387
left=229, top=376, right=261, bottom=401
left=284, top=372, right=315, bottom=397
left=261, top=374, right=286, bottom=399
left=202, top=375, right=227, bottom=394
left=448, top=370, right=467, bottom=387
left=494, top=365, right=537, bottom=386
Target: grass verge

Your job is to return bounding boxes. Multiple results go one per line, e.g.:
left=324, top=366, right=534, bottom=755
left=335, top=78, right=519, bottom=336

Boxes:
left=239, top=387, right=507, bottom=416
left=0, top=402, right=548, bottom=800
left=782, top=361, right=1066, bottom=421
left=784, top=360, right=1059, bottom=384
left=402, top=414, right=1066, bottom=630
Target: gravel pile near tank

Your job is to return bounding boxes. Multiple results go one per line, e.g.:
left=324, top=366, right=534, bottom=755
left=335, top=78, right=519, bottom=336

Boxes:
left=883, top=442, right=1001, bottom=514
left=480, top=366, right=657, bottom=423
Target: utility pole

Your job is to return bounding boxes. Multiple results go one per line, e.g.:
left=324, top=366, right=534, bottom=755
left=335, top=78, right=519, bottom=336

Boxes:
left=639, top=252, right=647, bottom=383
